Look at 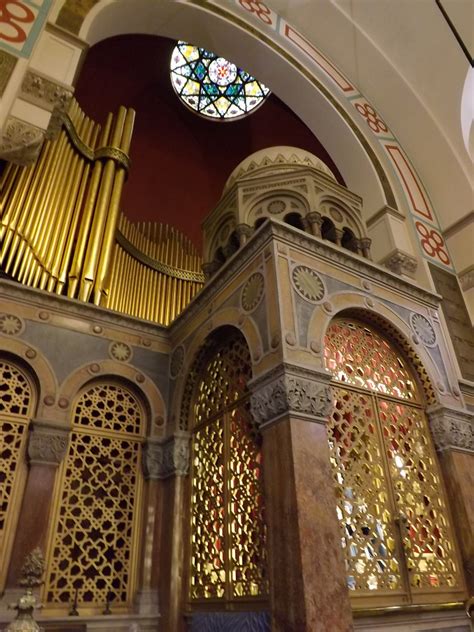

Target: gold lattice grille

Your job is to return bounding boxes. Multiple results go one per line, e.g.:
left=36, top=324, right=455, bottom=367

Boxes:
left=189, top=333, right=268, bottom=608
left=324, top=319, right=463, bottom=607
left=0, top=360, right=33, bottom=589
left=44, top=382, right=144, bottom=612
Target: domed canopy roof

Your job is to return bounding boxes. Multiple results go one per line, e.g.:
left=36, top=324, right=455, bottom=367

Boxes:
left=223, top=146, right=337, bottom=194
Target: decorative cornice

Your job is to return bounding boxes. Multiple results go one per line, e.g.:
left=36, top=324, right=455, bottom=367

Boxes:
left=379, top=248, right=418, bottom=278
left=20, top=70, right=73, bottom=114
left=0, top=117, right=43, bottom=165
left=459, top=264, right=474, bottom=291
left=28, top=422, right=70, bottom=465
left=366, top=205, right=406, bottom=227
left=143, top=432, right=191, bottom=479
left=249, top=363, right=333, bottom=428
left=427, top=405, right=473, bottom=453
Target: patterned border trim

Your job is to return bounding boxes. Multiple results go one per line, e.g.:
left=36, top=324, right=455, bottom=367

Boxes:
left=116, top=231, right=205, bottom=283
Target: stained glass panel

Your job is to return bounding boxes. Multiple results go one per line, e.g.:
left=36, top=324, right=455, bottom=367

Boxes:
left=171, top=41, right=270, bottom=120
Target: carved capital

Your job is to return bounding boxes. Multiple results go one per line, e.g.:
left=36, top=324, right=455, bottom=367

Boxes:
left=250, top=363, right=333, bottom=428
left=427, top=405, right=473, bottom=452
left=0, top=117, right=43, bottom=165
left=143, top=431, right=191, bottom=479
left=28, top=422, right=70, bottom=465
left=380, top=248, right=418, bottom=278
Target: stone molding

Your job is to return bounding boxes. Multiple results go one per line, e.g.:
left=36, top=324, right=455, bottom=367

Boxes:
left=27, top=421, right=70, bottom=465
left=20, top=70, right=73, bottom=114
left=0, top=117, right=43, bottom=165
left=459, top=264, right=474, bottom=292
left=427, top=405, right=474, bottom=452
left=366, top=204, right=405, bottom=227
left=380, top=248, right=418, bottom=278
left=143, top=431, right=191, bottom=479
left=249, top=363, right=333, bottom=428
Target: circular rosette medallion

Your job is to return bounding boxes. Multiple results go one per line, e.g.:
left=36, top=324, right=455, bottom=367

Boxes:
left=291, top=266, right=325, bottom=303
left=109, top=341, right=132, bottom=362
left=410, top=313, right=436, bottom=347
left=241, top=272, right=265, bottom=312
left=0, top=313, right=23, bottom=336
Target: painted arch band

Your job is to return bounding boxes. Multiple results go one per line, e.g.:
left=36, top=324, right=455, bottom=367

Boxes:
left=170, top=41, right=270, bottom=120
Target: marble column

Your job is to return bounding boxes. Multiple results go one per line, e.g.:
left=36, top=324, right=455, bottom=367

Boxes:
left=6, top=421, right=69, bottom=587
left=143, top=431, right=190, bottom=632
left=250, top=364, right=354, bottom=632
left=428, top=404, right=474, bottom=594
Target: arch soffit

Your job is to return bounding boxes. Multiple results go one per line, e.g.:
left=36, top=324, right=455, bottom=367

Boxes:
left=0, top=337, right=58, bottom=416
left=307, top=292, right=441, bottom=406
left=74, top=0, right=396, bottom=217
left=58, top=359, right=166, bottom=433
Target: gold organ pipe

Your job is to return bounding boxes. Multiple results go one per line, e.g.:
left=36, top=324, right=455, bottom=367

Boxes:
left=68, top=113, right=112, bottom=299
left=1, top=164, right=35, bottom=268
left=80, top=106, right=127, bottom=303
left=96, top=108, right=135, bottom=306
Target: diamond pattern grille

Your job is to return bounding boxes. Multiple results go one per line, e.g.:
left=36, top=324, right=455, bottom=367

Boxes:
left=325, top=319, right=462, bottom=605
left=45, top=383, right=144, bottom=610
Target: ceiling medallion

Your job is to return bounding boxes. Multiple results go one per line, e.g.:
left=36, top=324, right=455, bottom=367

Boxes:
left=109, top=341, right=132, bottom=362
left=410, top=313, right=436, bottom=347
left=241, top=272, right=265, bottom=312
left=291, top=266, right=325, bottom=303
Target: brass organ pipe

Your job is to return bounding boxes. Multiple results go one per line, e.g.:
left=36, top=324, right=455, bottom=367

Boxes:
left=96, top=108, right=135, bottom=306
left=1, top=164, right=35, bottom=268
left=45, top=111, right=88, bottom=291
left=57, top=120, right=100, bottom=295
left=0, top=163, right=30, bottom=240
left=68, top=113, right=112, bottom=299
left=81, top=106, right=127, bottom=303
left=0, top=163, right=20, bottom=225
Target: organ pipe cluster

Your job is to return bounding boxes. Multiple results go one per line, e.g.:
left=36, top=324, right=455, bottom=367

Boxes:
left=0, top=99, right=203, bottom=325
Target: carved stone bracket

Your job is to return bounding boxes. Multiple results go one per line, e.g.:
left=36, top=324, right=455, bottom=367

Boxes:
left=249, top=363, right=333, bottom=428
left=27, top=421, right=70, bottom=466
left=380, top=248, right=417, bottom=278
left=143, top=431, right=191, bottom=479
left=427, top=405, right=474, bottom=452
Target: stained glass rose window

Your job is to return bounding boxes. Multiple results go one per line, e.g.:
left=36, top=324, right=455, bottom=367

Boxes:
left=170, top=41, right=270, bottom=120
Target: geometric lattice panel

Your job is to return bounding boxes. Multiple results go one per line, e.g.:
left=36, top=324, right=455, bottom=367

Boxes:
left=0, top=360, right=32, bottom=416
left=325, top=320, right=419, bottom=402
left=329, top=387, right=402, bottom=593
left=74, top=383, right=143, bottom=435
left=378, top=399, right=460, bottom=591
left=0, top=419, right=27, bottom=548
left=45, top=431, right=141, bottom=606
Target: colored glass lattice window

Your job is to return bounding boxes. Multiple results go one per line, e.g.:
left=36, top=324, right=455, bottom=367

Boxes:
left=170, top=41, right=270, bottom=120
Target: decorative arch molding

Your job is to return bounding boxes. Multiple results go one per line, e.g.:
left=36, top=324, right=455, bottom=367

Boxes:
left=57, top=359, right=166, bottom=436
left=307, top=292, right=440, bottom=408
left=0, top=336, right=57, bottom=418
left=246, top=189, right=310, bottom=226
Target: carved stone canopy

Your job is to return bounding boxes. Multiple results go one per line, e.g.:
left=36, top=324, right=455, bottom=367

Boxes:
left=249, top=363, right=333, bottom=429
left=143, top=431, right=191, bottom=480
left=27, top=422, right=70, bottom=466
left=427, top=405, right=474, bottom=453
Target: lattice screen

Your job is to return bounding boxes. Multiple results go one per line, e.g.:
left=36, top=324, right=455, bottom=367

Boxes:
left=324, top=319, right=463, bottom=606
left=0, top=359, right=34, bottom=588
left=44, top=382, right=145, bottom=611
left=189, top=332, right=268, bottom=607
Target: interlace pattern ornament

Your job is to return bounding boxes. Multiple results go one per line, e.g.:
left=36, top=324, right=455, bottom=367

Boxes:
left=0, top=360, right=32, bottom=415
left=410, top=313, right=436, bottom=347
left=324, top=319, right=463, bottom=603
left=324, top=319, right=419, bottom=401
left=170, top=41, right=270, bottom=120
left=241, top=272, right=264, bottom=312
left=44, top=383, right=144, bottom=610
left=291, top=266, right=325, bottom=303
left=0, top=313, right=23, bottom=335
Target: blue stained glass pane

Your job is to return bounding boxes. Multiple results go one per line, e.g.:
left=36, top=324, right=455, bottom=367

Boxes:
left=170, top=41, right=270, bottom=120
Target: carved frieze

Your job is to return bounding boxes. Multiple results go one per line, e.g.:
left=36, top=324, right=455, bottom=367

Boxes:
left=143, top=432, right=191, bottom=479
left=20, top=70, right=73, bottom=113
left=28, top=423, right=70, bottom=465
left=0, top=117, right=43, bottom=165
left=428, top=406, right=474, bottom=452
left=250, top=364, right=333, bottom=427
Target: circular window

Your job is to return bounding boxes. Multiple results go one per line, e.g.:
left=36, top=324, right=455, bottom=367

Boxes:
left=170, top=41, right=270, bottom=120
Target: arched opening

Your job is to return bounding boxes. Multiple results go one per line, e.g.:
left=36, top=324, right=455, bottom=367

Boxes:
left=43, top=379, right=147, bottom=614
left=283, top=212, right=305, bottom=231
left=321, top=217, right=337, bottom=244
left=323, top=318, right=464, bottom=609
left=341, top=227, right=359, bottom=253
left=254, top=217, right=267, bottom=230
left=185, top=327, right=268, bottom=612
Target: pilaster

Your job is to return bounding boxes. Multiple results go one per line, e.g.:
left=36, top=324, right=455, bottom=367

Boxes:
left=250, top=364, right=353, bottom=632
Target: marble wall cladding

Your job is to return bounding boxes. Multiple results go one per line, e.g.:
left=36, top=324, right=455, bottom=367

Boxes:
left=189, top=612, right=270, bottom=632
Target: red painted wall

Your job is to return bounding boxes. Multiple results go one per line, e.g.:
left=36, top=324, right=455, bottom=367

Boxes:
left=75, top=35, right=343, bottom=250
